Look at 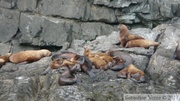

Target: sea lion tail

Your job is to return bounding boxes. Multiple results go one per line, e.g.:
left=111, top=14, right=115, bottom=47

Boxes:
left=41, top=66, right=51, bottom=75
left=58, top=75, right=77, bottom=86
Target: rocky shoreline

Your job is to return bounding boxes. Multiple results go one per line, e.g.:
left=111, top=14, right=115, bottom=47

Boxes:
left=0, top=24, right=180, bottom=101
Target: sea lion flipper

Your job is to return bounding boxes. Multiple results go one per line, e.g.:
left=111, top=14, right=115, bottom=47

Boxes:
left=87, top=70, right=96, bottom=78
left=58, top=75, right=77, bottom=86
left=41, top=66, right=51, bottom=75
left=110, top=63, right=125, bottom=71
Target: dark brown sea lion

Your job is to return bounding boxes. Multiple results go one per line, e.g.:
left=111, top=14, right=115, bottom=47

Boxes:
left=9, top=49, right=51, bottom=64
left=125, top=39, right=160, bottom=49
left=58, top=64, right=80, bottom=86
left=117, top=64, right=145, bottom=82
left=118, top=24, right=144, bottom=48
left=107, top=50, right=133, bottom=71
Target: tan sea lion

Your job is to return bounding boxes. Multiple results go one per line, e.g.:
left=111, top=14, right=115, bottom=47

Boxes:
left=117, top=64, right=145, bottom=82
left=0, top=53, right=12, bottom=67
left=118, top=24, right=144, bottom=48
left=89, top=56, right=109, bottom=70
left=9, top=49, right=51, bottom=64
left=84, top=47, right=114, bottom=67
left=125, top=39, right=160, bottom=49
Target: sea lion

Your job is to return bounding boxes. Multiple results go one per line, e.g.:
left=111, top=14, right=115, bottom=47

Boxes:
left=107, top=50, right=133, bottom=70
left=0, top=42, right=13, bottom=67
left=175, top=41, right=180, bottom=60
left=117, top=64, right=145, bottom=82
left=58, top=64, right=80, bottom=86
left=83, top=47, right=108, bottom=58
left=84, top=47, right=114, bottom=66
left=110, top=56, right=125, bottom=71
left=70, top=55, right=95, bottom=78
left=125, top=39, right=160, bottom=49
left=51, top=51, right=77, bottom=60
left=9, top=49, right=51, bottom=64
left=89, top=56, right=109, bottom=70
left=118, top=24, right=144, bottom=48
left=0, top=53, right=12, bottom=67
left=41, top=58, right=78, bottom=75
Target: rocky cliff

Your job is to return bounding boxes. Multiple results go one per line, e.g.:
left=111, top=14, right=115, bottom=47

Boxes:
left=0, top=0, right=180, bottom=101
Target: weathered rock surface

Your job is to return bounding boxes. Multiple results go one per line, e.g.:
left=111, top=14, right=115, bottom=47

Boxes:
left=1, top=24, right=179, bottom=101
left=0, top=8, right=20, bottom=43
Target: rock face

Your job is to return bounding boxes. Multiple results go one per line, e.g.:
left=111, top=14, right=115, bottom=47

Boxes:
left=0, top=24, right=180, bottom=101
left=0, top=0, right=180, bottom=100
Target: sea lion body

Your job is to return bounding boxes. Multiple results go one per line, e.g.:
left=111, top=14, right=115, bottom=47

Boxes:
left=9, top=49, right=51, bottom=64
left=107, top=50, right=133, bottom=70
left=0, top=53, right=12, bottom=67
left=117, top=64, right=145, bottom=82
left=58, top=64, right=80, bottom=86
left=125, top=39, right=160, bottom=49
left=51, top=52, right=77, bottom=60
left=89, top=57, right=108, bottom=70
left=118, top=24, right=144, bottom=47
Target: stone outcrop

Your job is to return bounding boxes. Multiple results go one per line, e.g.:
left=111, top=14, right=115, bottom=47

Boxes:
left=0, top=24, right=180, bottom=101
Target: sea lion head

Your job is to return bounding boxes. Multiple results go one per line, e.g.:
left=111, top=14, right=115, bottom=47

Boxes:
left=40, top=49, right=52, bottom=57
left=118, top=24, right=128, bottom=31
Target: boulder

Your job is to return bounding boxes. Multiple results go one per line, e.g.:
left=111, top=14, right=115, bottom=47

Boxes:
left=0, top=8, right=20, bottom=43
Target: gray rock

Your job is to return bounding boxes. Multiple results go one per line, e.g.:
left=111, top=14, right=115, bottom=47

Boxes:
left=83, top=31, right=119, bottom=51
left=89, top=5, right=117, bottom=23
left=130, top=54, right=149, bottom=71
left=0, top=8, right=20, bottom=43
left=17, top=0, right=37, bottom=12
left=70, top=39, right=86, bottom=55
left=117, top=13, right=140, bottom=24
left=39, top=0, right=90, bottom=20
left=0, top=43, right=12, bottom=55
left=0, top=57, right=51, bottom=80
left=19, top=13, right=81, bottom=47
left=131, top=27, right=159, bottom=41
left=147, top=55, right=180, bottom=90
left=80, top=22, right=117, bottom=41
left=0, top=0, right=17, bottom=9
left=93, top=0, right=110, bottom=6
left=152, top=24, right=180, bottom=58
left=94, top=0, right=144, bottom=8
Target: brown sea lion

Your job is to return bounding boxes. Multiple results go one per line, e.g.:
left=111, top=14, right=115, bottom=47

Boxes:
left=175, top=41, right=180, bottom=60
left=89, top=56, right=109, bottom=70
left=51, top=51, right=77, bottom=60
left=118, top=24, right=144, bottom=48
left=84, top=47, right=114, bottom=66
left=41, top=58, right=78, bottom=75
left=83, top=47, right=108, bottom=58
left=107, top=50, right=133, bottom=71
left=0, top=53, right=12, bottom=67
left=117, top=64, right=145, bottom=82
left=125, top=39, right=160, bottom=49
left=70, top=55, right=95, bottom=78
left=9, top=49, right=51, bottom=64
left=0, top=42, right=13, bottom=67
left=110, top=56, right=125, bottom=71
